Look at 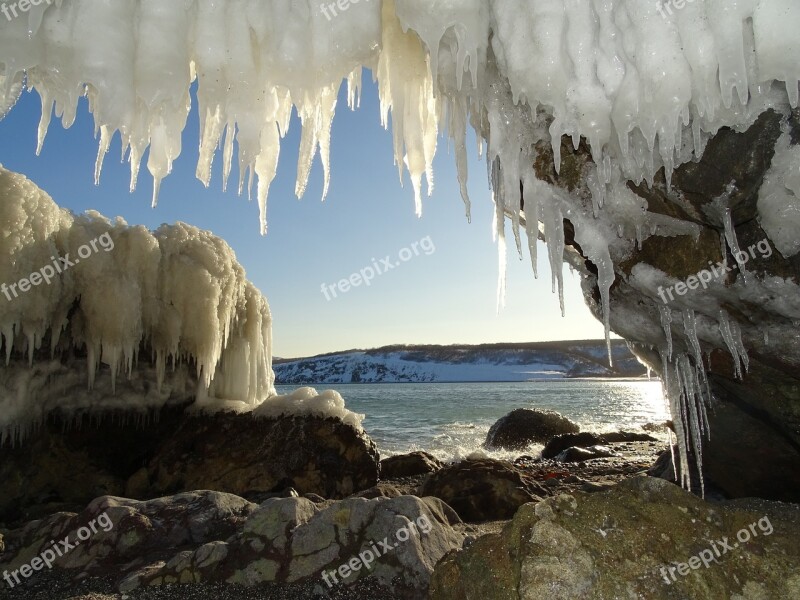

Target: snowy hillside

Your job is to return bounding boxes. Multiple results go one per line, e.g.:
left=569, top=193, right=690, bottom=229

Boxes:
left=274, top=341, right=646, bottom=384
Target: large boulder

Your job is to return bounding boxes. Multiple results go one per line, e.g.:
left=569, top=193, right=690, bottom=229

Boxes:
left=380, top=451, right=443, bottom=479
left=147, top=412, right=379, bottom=501
left=0, top=492, right=464, bottom=598
left=484, top=409, right=580, bottom=451
left=0, top=406, right=379, bottom=526
left=421, top=458, right=548, bottom=522
left=430, top=476, right=800, bottom=600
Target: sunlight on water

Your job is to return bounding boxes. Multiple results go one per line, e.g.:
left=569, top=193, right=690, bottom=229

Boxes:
left=275, top=380, right=669, bottom=462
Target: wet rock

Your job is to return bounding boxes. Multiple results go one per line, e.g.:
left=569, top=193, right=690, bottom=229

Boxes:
left=541, top=432, right=606, bottom=459
left=556, top=445, right=617, bottom=463
left=484, top=409, right=579, bottom=451
left=421, top=458, right=548, bottom=522
left=429, top=476, right=800, bottom=600
left=601, top=431, right=658, bottom=443
left=380, top=451, right=443, bottom=479
left=643, top=421, right=673, bottom=433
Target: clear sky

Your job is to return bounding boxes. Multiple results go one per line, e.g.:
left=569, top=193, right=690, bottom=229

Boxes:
left=0, top=78, right=607, bottom=358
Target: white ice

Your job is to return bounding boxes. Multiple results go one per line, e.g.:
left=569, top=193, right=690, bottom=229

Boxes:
left=2, top=0, right=799, bottom=483
left=0, top=166, right=274, bottom=441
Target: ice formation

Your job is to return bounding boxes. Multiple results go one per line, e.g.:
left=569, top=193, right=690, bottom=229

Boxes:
left=254, top=386, right=365, bottom=432
left=0, top=166, right=274, bottom=443
left=758, top=128, right=800, bottom=258
left=2, top=0, right=800, bottom=486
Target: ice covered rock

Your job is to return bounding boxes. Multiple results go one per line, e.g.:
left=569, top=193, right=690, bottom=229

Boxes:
left=0, top=166, right=275, bottom=444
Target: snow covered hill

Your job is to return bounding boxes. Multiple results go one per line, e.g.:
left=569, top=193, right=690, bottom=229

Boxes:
left=274, top=341, right=646, bottom=384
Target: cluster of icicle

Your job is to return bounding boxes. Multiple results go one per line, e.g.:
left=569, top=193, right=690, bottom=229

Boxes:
left=2, top=0, right=799, bottom=484
left=0, top=166, right=274, bottom=442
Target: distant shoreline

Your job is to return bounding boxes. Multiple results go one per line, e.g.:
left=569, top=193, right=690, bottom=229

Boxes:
left=275, top=376, right=659, bottom=386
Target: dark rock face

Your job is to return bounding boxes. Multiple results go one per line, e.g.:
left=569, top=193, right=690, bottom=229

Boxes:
left=484, top=409, right=580, bottom=450
left=0, top=407, right=379, bottom=526
left=148, top=412, right=379, bottom=501
left=421, top=458, right=548, bottom=522
left=534, top=108, right=800, bottom=501
left=380, top=451, right=443, bottom=479
left=541, top=432, right=606, bottom=458
left=430, top=476, right=800, bottom=600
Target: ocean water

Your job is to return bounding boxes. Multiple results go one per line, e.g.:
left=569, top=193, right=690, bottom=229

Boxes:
left=275, top=380, right=669, bottom=461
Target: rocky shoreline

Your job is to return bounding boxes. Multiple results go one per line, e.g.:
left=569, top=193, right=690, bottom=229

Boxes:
left=1, top=407, right=797, bottom=600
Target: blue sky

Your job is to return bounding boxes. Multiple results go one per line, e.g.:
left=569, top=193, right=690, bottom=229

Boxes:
left=0, top=78, right=607, bottom=358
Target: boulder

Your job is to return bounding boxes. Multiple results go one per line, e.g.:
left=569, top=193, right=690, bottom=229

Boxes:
left=430, top=476, right=800, bottom=600
left=148, top=412, right=379, bottom=501
left=0, top=406, right=379, bottom=525
left=541, top=432, right=606, bottom=459
left=421, top=458, right=548, bottom=522
left=0, top=492, right=464, bottom=598
left=381, top=451, right=443, bottom=479
left=555, top=445, right=617, bottom=463
left=484, top=409, right=580, bottom=450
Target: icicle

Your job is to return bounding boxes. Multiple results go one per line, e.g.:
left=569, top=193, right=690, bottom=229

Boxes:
left=659, top=304, right=674, bottom=360
left=450, top=96, right=472, bottom=222
left=522, top=170, right=541, bottom=279
left=722, top=207, right=749, bottom=284
left=542, top=201, right=566, bottom=317
left=718, top=309, right=746, bottom=379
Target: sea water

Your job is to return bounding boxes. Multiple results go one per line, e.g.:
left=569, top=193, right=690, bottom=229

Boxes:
left=275, top=380, right=669, bottom=462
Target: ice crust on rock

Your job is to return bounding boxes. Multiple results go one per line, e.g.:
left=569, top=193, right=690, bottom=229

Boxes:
left=0, top=166, right=274, bottom=442
left=2, top=0, right=800, bottom=486
left=254, top=386, right=365, bottom=432
left=758, top=128, right=800, bottom=258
